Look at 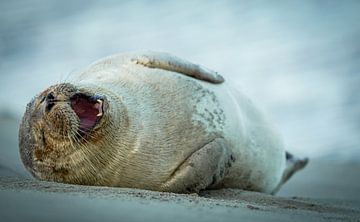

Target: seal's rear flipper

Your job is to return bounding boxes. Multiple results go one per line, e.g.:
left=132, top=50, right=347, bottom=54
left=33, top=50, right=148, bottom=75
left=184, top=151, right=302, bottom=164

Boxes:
left=131, top=52, right=225, bottom=84
left=271, top=151, right=309, bottom=195
left=283, top=152, right=309, bottom=184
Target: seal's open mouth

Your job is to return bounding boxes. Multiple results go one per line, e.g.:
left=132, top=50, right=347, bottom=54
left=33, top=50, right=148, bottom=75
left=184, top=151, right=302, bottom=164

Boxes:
left=70, top=93, right=103, bottom=135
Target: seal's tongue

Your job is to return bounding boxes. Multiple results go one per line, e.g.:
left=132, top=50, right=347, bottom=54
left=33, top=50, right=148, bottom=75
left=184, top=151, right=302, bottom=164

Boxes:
left=70, top=95, right=103, bottom=134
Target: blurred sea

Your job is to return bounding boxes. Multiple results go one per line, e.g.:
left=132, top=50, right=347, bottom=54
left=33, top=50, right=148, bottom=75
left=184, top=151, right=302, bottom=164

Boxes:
left=0, top=1, right=359, bottom=160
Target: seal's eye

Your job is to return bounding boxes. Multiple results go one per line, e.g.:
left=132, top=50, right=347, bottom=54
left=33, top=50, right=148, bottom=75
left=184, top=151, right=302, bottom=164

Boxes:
left=45, top=92, right=55, bottom=112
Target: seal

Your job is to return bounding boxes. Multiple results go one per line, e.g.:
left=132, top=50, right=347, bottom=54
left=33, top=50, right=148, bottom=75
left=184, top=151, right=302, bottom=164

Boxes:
left=19, top=51, right=308, bottom=194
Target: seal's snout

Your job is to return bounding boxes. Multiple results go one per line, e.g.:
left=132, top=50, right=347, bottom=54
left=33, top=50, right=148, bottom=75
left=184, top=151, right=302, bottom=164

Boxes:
left=70, top=93, right=104, bottom=135
left=19, top=83, right=110, bottom=182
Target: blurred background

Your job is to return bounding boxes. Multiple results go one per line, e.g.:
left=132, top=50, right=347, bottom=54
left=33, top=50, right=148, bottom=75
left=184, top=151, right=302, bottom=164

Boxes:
left=0, top=0, right=359, bottom=164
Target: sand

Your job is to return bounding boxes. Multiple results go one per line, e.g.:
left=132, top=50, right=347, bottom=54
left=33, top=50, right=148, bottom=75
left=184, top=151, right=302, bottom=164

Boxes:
left=1, top=115, right=359, bottom=222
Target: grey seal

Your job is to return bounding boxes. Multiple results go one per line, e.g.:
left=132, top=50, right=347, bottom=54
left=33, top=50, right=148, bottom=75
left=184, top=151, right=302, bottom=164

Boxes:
left=19, top=51, right=308, bottom=194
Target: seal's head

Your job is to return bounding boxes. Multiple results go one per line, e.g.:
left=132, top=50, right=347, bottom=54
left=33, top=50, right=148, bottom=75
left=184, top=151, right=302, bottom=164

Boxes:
left=19, top=83, right=113, bottom=184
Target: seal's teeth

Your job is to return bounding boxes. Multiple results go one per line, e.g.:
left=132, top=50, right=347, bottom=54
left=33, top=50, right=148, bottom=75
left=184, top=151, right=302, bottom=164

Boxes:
left=95, top=99, right=103, bottom=117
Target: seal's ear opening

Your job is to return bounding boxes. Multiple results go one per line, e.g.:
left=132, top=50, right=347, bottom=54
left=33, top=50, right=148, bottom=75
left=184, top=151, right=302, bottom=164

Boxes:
left=70, top=94, right=103, bottom=135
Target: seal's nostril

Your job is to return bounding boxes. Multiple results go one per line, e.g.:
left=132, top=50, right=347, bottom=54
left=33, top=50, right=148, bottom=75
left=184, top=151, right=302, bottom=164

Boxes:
left=46, top=101, right=55, bottom=112
left=46, top=92, right=55, bottom=101
left=45, top=92, right=55, bottom=112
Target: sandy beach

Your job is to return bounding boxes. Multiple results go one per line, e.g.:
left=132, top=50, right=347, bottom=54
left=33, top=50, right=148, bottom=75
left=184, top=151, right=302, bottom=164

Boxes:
left=1, top=114, right=359, bottom=222
left=1, top=176, right=359, bottom=222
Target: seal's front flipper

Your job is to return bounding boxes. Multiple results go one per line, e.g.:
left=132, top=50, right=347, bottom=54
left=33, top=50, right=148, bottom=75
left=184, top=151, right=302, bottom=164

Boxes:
left=160, top=138, right=235, bottom=193
left=131, top=52, right=224, bottom=84
left=272, top=151, right=309, bottom=194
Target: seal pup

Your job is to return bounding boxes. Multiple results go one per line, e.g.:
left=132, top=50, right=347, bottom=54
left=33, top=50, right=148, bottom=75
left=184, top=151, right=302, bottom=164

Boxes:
left=19, top=52, right=308, bottom=194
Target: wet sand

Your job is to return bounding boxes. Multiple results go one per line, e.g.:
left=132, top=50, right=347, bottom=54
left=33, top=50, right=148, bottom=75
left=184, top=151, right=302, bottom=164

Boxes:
left=1, top=175, right=359, bottom=222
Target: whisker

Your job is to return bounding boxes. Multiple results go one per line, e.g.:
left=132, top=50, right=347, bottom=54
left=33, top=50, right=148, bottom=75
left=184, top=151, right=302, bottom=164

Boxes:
left=59, top=69, right=76, bottom=85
